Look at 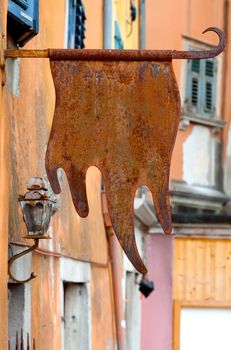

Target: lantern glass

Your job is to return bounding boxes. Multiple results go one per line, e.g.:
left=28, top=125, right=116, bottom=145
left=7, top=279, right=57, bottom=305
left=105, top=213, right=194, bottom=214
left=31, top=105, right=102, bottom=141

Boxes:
left=20, top=199, right=53, bottom=239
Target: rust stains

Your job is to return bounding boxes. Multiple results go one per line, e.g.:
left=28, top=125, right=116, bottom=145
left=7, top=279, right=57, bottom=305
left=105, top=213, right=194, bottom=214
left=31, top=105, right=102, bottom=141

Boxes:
left=45, top=27, right=225, bottom=274
left=45, top=59, right=181, bottom=275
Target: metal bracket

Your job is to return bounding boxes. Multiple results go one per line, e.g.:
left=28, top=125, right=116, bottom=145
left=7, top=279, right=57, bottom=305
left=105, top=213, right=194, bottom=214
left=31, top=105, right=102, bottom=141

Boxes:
left=8, top=239, right=39, bottom=284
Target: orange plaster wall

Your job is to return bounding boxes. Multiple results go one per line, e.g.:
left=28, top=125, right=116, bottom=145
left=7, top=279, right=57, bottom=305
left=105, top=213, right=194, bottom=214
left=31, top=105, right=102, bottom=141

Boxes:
left=91, top=265, right=116, bottom=350
left=31, top=254, right=61, bottom=350
left=6, top=0, right=108, bottom=264
left=84, top=0, right=103, bottom=49
left=170, top=126, right=193, bottom=181
left=4, top=1, right=112, bottom=349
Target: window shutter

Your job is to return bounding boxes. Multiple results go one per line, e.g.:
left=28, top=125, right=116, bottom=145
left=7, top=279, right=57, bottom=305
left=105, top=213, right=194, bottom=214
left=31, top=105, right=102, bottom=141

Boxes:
left=203, top=59, right=217, bottom=116
left=185, top=52, right=217, bottom=118
left=68, top=0, right=86, bottom=49
left=75, top=0, right=86, bottom=49
left=187, top=59, right=201, bottom=112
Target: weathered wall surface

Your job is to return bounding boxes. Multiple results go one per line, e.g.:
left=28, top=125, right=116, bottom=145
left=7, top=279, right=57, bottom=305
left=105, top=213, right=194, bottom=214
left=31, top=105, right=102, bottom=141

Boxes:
left=4, top=0, right=114, bottom=348
left=183, top=126, right=218, bottom=186
left=91, top=265, right=116, bottom=350
left=0, top=1, right=9, bottom=349
left=6, top=0, right=107, bottom=264
left=31, top=254, right=62, bottom=350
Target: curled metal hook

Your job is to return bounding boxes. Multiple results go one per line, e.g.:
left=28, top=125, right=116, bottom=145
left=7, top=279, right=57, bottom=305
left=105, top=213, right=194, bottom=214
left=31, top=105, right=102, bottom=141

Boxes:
left=8, top=239, right=39, bottom=284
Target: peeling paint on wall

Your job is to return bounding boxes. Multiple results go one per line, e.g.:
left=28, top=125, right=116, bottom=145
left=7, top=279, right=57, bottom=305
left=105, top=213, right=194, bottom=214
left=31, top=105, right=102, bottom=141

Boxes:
left=6, top=58, right=21, bottom=97
left=183, top=125, right=215, bottom=186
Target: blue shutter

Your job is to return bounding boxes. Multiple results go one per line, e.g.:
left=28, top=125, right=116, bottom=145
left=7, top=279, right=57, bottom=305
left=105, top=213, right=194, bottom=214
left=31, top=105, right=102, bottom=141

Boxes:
left=114, top=21, right=124, bottom=49
left=68, top=0, right=86, bottom=49
left=68, top=0, right=77, bottom=48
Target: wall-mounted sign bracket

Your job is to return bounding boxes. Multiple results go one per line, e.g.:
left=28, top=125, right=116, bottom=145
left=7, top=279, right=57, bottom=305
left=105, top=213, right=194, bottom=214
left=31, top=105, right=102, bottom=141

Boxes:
left=3, top=27, right=225, bottom=60
left=3, top=27, right=225, bottom=275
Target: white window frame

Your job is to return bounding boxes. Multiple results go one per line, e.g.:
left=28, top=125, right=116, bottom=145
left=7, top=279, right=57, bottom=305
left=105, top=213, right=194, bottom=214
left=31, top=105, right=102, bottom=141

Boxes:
left=180, top=37, right=223, bottom=129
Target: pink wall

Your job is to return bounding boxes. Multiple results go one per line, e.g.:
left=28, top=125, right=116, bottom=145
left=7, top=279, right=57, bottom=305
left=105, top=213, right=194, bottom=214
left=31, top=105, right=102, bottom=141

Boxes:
left=141, top=234, right=173, bottom=350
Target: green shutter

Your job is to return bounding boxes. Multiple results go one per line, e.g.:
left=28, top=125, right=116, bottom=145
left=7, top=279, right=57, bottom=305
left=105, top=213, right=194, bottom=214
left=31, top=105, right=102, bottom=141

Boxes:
left=203, top=59, right=216, bottom=116
left=186, top=59, right=201, bottom=113
left=185, top=55, right=217, bottom=117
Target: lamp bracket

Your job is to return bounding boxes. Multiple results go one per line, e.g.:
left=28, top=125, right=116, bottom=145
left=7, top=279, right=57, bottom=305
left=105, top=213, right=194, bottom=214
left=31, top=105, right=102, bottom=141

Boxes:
left=8, top=239, right=39, bottom=284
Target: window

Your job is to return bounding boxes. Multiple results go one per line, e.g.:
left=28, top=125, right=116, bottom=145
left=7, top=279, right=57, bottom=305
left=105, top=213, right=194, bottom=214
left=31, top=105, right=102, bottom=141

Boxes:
left=184, top=53, right=217, bottom=118
left=68, top=0, right=86, bottom=49
left=114, top=21, right=124, bottom=49
left=63, top=283, right=89, bottom=350
left=60, top=258, right=91, bottom=350
left=8, top=283, right=31, bottom=348
left=180, top=307, right=231, bottom=350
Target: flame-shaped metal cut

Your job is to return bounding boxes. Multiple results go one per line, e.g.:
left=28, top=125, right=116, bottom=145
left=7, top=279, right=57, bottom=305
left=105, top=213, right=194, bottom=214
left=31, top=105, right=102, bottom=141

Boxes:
left=45, top=28, right=225, bottom=274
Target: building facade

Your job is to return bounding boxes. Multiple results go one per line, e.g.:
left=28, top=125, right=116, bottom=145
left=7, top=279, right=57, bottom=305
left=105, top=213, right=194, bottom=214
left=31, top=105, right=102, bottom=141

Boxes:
left=0, top=1, right=145, bottom=349
left=1, top=0, right=231, bottom=349
left=144, top=1, right=231, bottom=350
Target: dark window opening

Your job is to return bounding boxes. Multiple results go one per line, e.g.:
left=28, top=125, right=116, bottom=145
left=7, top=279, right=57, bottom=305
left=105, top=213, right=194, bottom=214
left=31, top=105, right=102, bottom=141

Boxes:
left=191, top=78, right=198, bottom=106
left=205, top=61, right=214, bottom=77
left=205, top=82, right=213, bottom=111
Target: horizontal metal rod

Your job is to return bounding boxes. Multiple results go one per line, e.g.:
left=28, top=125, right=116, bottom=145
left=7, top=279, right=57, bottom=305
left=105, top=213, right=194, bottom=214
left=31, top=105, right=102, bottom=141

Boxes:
left=4, top=27, right=225, bottom=61
left=5, top=49, right=49, bottom=58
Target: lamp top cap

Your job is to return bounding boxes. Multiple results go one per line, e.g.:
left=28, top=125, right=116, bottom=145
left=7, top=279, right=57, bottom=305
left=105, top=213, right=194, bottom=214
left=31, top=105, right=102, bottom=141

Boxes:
left=27, top=177, right=48, bottom=191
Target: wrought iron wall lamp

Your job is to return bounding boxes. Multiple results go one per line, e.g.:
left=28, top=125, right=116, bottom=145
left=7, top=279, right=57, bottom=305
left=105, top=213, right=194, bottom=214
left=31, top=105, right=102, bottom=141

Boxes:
left=3, top=27, right=226, bottom=276
left=8, top=177, right=56, bottom=283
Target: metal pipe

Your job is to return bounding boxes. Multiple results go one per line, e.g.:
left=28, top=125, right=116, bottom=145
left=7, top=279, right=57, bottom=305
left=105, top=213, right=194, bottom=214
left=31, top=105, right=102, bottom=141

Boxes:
left=102, top=191, right=126, bottom=350
left=4, top=27, right=225, bottom=61
left=107, top=226, right=126, bottom=350
left=104, top=0, right=113, bottom=49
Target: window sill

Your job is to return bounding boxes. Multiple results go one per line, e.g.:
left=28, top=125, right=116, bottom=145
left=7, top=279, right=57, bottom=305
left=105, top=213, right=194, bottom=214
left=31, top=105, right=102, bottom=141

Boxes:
left=180, top=113, right=225, bottom=130
left=170, top=180, right=230, bottom=212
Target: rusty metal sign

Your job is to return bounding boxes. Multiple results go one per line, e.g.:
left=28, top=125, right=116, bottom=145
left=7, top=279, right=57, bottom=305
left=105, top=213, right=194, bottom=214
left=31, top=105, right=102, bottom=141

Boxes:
left=45, top=28, right=225, bottom=274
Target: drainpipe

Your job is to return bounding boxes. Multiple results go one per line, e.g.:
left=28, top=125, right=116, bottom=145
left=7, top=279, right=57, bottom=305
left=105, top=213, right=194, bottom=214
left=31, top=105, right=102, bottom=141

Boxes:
left=102, top=191, right=126, bottom=350
left=104, top=0, right=113, bottom=49
left=139, top=0, right=146, bottom=49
